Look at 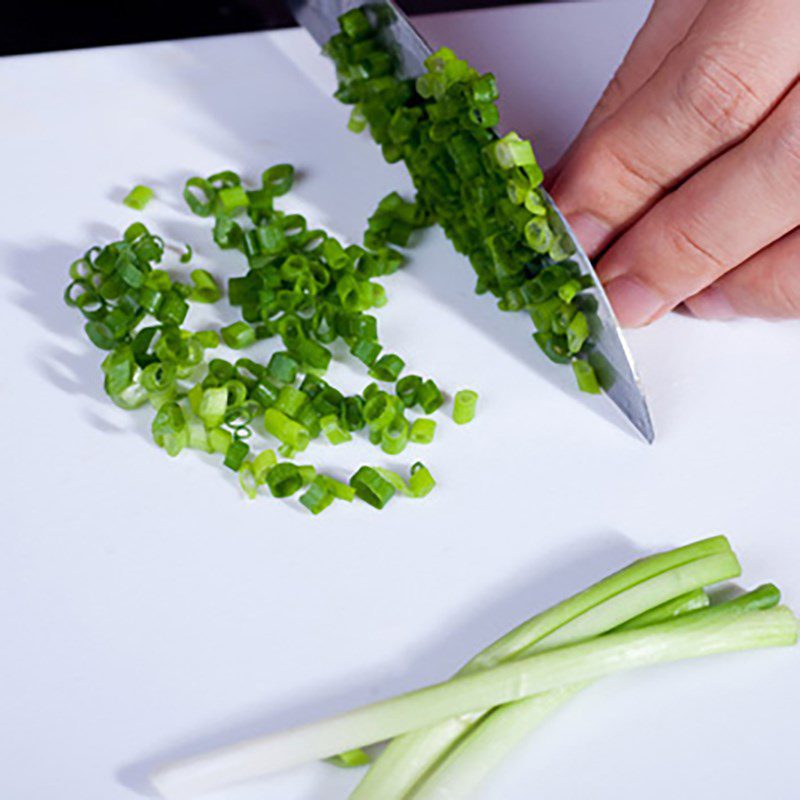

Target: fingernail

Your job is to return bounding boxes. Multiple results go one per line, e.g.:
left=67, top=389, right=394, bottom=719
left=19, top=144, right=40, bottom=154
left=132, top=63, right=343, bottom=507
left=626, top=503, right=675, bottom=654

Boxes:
left=565, top=212, right=610, bottom=257
left=603, top=276, right=666, bottom=328
left=685, top=287, right=737, bottom=321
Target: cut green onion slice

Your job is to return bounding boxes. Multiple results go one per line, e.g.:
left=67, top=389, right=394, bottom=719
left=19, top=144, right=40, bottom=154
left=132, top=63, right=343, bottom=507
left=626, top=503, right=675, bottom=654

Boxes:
left=266, top=463, right=303, bottom=498
left=452, top=389, right=478, bottom=425
left=369, top=354, right=405, bottom=383
left=253, top=449, right=278, bottom=484
left=408, top=462, right=435, bottom=497
left=223, top=439, right=250, bottom=471
left=221, top=321, right=256, bottom=350
left=299, top=477, right=335, bottom=515
left=417, top=380, right=443, bottom=414
left=321, top=415, right=352, bottom=445
left=572, top=360, right=600, bottom=394
left=409, top=418, right=436, bottom=444
left=350, top=466, right=396, bottom=509
left=263, top=408, right=310, bottom=452
left=199, top=387, right=228, bottom=429
left=319, top=475, right=356, bottom=502
left=380, top=415, right=409, bottom=455
left=190, top=270, right=221, bottom=303
left=123, top=184, right=154, bottom=210
left=238, top=462, right=259, bottom=500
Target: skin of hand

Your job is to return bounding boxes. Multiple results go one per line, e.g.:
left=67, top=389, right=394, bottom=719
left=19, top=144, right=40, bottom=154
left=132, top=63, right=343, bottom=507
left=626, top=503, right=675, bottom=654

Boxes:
left=548, top=0, right=800, bottom=325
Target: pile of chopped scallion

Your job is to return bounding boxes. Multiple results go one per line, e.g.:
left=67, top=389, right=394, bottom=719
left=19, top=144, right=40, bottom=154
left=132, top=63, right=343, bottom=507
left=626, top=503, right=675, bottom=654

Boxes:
left=65, top=165, right=479, bottom=514
left=325, top=7, right=603, bottom=393
left=150, top=535, right=799, bottom=798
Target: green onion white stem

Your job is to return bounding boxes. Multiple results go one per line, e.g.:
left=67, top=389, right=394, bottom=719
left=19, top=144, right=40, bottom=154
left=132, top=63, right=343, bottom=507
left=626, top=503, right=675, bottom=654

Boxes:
left=351, top=537, right=736, bottom=799
left=151, top=601, right=796, bottom=799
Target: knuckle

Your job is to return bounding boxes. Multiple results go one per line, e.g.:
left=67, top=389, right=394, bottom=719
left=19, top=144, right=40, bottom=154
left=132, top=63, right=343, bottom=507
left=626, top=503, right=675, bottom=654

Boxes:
left=666, top=223, right=729, bottom=282
left=676, top=48, right=765, bottom=141
left=598, top=139, right=665, bottom=198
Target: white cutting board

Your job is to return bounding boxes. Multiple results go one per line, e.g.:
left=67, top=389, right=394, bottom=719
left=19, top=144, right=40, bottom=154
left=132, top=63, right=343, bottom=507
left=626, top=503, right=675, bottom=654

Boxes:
left=1, top=2, right=798, bottom=799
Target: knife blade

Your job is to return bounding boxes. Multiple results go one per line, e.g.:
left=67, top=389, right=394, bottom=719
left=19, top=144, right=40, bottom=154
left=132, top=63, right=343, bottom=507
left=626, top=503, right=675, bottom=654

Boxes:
left=285, top=0, right=655, bottom=443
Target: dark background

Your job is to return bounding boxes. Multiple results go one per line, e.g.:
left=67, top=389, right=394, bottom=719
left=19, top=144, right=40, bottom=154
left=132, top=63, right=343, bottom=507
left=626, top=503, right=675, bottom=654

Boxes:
left=3, top=1, right=539, bottom=57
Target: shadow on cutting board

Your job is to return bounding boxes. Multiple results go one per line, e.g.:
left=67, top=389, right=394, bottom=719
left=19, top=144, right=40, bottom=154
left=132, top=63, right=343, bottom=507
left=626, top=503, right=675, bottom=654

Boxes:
left=3, top=239, right=111, bottom=409
left=117, top=532, right=643, bottom=797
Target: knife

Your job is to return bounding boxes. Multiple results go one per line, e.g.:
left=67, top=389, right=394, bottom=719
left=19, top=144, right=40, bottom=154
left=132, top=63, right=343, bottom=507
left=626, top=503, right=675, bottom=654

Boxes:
left=285, top=0, right=655, bottom=444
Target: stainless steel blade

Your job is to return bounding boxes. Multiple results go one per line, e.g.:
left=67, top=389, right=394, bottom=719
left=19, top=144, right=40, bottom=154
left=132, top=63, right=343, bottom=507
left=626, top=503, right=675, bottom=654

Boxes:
left=285, top=0, right=430, bottom=78
left=285, top=0, right=655, bottom=443
left=542, top=190, right=654, bottom=442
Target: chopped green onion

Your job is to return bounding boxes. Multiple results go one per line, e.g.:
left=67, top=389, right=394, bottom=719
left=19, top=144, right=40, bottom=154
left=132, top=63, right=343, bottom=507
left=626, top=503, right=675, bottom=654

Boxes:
left=262, top=164, right=295, bottom=197
left=452, top=389, right=478, bottom=425
left=321, top=415, right=352, bottom=445
left=274, top=386, right=308, bottom=420
left=363, top=392, right=397, bottom=432
left=572, top=360, right=601, bottom=394
left=369, top=354, right=405, bottom=382
left=223, top=439, right=250, bottom=471
left=195, top=330, right=220, bottom=349
left=208, top=427, right=232, bottom=454
left=278, top=443, right=297, bottom=460
left=151, top=401, right=189, bottom=456
left=199, top=386, right=228, bottom=428
left=298, top=465, right=317, bottom=486
left=221, top=321, right=256, bottom=350
left=350, top=466, right=396, bottom=509
left=218, top=185, right=249, bottom=213
left=417, top=379, right=443, bottom=414
left=395, top=374, right=422, bottom=407
left=409, top=417, right=436, bottom=444
left=266, top=462, right=303, bottom=498
left=319, top=475, right=356, bottom=502
left=380, top=415, right=409, bottom=455
left=123, top=184, right=154, bottom=210
left=351, top=338, right=383, bottom=367
left=323, top=16, right=602, bottom=392
left=267, top=352, right=299, bottom=384
left=190, top=270, right=222, bottom=303
left=299, top=477, right=335, bottom=515
left=184, top=177, right=215, bottom=217
left=238, top=462, right=259, bottom=499
left=408, top=462, right=435, bottom=497
left=263, top=408, right=310, bottom=452
left=252, top=449, right=278, bottom=484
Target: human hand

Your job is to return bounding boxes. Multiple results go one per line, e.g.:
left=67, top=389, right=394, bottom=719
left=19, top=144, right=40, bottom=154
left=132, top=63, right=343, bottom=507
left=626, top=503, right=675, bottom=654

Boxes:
left=549, top=0, right=800, bottom=325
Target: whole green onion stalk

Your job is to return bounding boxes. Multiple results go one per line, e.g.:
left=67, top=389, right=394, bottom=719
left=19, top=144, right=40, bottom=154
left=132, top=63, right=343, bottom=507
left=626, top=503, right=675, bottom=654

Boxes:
left=351, top=536, right=737, bottom=798
left=149, top=538, right=798, bottom=799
